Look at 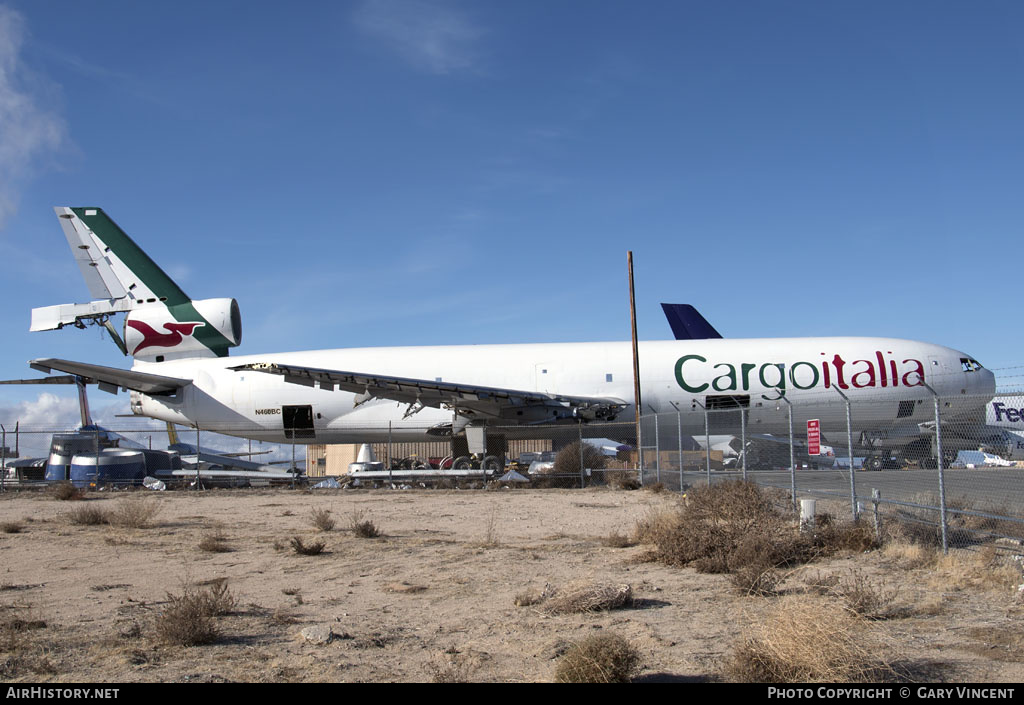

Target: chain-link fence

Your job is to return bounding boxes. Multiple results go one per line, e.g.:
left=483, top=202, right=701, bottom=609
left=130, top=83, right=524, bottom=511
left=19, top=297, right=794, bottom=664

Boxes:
left=6, top=390, right=1024, bottom=551
left=637, top=391, right=1024, bottom=551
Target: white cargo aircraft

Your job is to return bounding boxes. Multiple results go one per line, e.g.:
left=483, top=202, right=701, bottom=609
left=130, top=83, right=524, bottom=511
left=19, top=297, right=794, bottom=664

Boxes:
left=22, top=208, right=996, bottom=466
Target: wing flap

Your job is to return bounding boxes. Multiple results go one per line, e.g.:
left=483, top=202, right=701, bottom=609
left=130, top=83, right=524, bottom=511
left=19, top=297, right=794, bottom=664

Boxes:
left=232, top=362, right=627, bottom=422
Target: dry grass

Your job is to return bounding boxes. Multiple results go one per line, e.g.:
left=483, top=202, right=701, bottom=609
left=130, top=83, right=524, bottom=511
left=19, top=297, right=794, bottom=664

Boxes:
left=154, top=581, right=236, bottom=646
left=350, top=510, right=382, bottom=539
left=553, top=633, right=641, bottom=683
left=882, top=540, right=939, bottom=569
left=198, top=529, right=231, bottom=553
left=108, top=498, right=161, bottom=529
left=0, top=612, right=55, bottom=679
left=929, top=546, right=1022, bottom=594
left=631, top=507, right=678, bottom=545
left=67, top=505, right=110, bottom=526
left=723, top=595, right=899, bottom=683
left=531, top=582, right=632, bottom=615
left=309, top=507, right=335, bottom=532
left=476, top=509, right=500, bottom=548
left=290, top=536, right=326, bottom=555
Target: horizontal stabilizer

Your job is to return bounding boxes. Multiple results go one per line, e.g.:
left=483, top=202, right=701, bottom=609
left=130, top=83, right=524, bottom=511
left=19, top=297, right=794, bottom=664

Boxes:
left=28, top=358, right=191, bottom=396
left=660, top=303, right=723, bottom=340
left=0, top=375, right=79, bottom=385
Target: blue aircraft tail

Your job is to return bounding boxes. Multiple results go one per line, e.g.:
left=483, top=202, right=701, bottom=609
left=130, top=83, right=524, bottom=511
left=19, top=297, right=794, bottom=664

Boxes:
left=660, top=304, right=723, bottom=340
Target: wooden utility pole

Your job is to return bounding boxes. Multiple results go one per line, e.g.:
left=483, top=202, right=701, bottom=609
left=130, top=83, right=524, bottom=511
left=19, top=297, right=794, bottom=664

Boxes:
left=628, top=252, right=642, bottom=468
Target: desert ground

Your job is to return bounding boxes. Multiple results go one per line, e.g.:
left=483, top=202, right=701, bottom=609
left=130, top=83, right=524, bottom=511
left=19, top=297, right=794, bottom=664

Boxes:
left=1, top=484, right=1023, bottom=683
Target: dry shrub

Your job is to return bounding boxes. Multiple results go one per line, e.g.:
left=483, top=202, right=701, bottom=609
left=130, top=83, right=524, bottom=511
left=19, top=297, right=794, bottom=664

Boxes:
left=645, top=480, right=813, bottom=575
left=554, top=441, right=607, bottom=475
left=1, top=522, right=23, bottom=534
left=155, top=581, right=236, bottom=646
left=813, top=515, right=879, bottom=554
left=554, top=633, right=640, bottom=683
left=51, top=482, right=84, bottom=501
left=807, top=569, right=899, bottom=616
left=198, top=530, right=231, bottom=553
left=606, top=469, right=640, bottom=490
left=730, top=563, right=782, bottom=597
left=109, top=498, right=160, bottom=529
left=538, top=583, right=632, bottom=615
left=67, top=505, right=110, bottom=526
left=423, top=653, right=478, bottom=683
left=602, top=531, right=632, bottom=548
left=514, top=584, right=556, bottom=607
left=290, top=536, right=326, bottom=555
left=309, top=507, right=335, bottom=532
left=831, top=570, right=899, bottom=616
left=724, top=596, right=898, bottom=683
left=350, top=510, right=382, bottom=539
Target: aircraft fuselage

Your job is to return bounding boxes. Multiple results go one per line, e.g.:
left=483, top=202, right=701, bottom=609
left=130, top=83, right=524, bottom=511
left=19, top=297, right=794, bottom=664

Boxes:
left=130, top=337, right=995, bottom=445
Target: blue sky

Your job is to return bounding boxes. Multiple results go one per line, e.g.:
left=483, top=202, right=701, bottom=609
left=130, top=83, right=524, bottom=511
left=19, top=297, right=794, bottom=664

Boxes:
left=1, top=0, right=1023, bottom=444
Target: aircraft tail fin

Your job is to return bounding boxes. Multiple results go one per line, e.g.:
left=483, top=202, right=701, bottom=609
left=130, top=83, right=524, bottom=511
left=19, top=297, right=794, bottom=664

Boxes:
left=32, top=208, right=242, bottom=361
left=660, top=303, right=723, bottom=340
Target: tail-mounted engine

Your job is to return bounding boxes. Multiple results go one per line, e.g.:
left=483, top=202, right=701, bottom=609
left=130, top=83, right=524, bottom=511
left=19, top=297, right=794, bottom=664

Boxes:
left=124, top=298, right=242, bottom=361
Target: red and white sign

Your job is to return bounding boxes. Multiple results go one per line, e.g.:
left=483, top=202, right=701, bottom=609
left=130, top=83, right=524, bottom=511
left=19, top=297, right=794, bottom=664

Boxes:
left=807, top=419, right=821, bottom=456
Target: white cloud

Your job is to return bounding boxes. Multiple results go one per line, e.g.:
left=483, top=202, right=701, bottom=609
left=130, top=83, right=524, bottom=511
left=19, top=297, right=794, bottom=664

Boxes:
left=0, top=391, right=80, bottom=429
left=354, top=0, right=485, bottom=75
left=0, top=6, right=66, bottom=229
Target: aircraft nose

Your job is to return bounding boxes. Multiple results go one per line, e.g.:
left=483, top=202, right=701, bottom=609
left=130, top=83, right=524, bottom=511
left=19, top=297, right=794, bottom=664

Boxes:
left=976, top=367, right=996, bottom=398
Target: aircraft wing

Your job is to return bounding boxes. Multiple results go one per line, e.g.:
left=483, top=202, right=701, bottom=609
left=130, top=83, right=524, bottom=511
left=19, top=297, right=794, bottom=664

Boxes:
left=231, top=362, right=628, bottom=422
left=27, top=358, right=190, bottom=396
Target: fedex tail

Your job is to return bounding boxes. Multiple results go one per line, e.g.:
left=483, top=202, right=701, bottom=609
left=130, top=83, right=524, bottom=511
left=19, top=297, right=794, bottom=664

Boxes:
left=31, top=207, right=241, bottom=361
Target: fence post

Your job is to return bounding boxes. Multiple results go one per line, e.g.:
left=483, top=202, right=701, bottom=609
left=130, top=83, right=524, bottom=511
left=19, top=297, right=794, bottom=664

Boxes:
left=778, top=396, right=796, bottom=510
left=196, top=426, right=202, bottom=490
left=834, top=389, right=858, bottom=521
left=637, top=413, right=644, bottom=486
left=578, top=419, right=585, bottom=489
left=654, top=413, right=661, bottom=485
left=872, top=488, right=881, bottom=541
left=701, top=402, right=710, bottom=487
left=677, top=410, right=684, bottom=494
left=933, top=393, right=948, bottom=554
left=388, top=421, right=393, bottom=487
left=740, top=407, right=747, bottom=481
left=919, top=382, right=949, bottom=554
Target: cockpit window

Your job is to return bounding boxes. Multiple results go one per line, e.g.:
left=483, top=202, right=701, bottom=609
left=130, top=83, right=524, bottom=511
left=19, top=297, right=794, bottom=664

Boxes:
left=961, top=358, right=982, bottom=372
